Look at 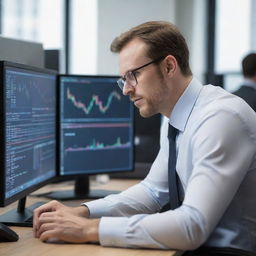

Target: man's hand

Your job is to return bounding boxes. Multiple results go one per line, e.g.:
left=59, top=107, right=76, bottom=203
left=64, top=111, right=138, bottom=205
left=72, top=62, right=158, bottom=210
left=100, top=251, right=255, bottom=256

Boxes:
left=33, top=200, right=99, bottom=243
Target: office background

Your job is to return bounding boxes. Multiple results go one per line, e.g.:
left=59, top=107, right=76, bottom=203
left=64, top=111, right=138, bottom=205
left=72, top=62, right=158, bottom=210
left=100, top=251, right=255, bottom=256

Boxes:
left=0, top=0, right=256, bottom=89
left=0, top=0, right=256, bottom=172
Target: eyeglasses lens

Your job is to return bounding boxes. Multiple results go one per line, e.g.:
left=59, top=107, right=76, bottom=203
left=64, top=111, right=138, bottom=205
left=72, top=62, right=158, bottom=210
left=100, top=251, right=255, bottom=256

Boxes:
left=126, top=71, right=137, bottom=87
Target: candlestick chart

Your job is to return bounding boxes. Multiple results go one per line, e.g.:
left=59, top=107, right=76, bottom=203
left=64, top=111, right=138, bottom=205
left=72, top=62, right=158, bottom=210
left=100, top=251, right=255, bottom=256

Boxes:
left=63, top=82, right=131, bottom=120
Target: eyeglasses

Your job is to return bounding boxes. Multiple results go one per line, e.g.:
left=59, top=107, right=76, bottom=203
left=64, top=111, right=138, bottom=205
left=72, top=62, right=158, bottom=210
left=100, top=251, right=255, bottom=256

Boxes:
left=117, top=56, right=165, bottom=90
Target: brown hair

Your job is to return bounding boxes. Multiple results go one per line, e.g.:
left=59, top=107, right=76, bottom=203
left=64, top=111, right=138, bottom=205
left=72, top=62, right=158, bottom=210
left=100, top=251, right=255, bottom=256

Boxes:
left=242, top=53, right=256, bottom=78
left=111, top=21, right=192, bottom=76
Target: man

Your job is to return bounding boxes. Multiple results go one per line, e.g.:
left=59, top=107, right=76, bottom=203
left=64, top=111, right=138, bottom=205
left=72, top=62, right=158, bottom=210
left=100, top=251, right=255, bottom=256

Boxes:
left=33, top=21, right=256, bottom=255
left=233, top=53, right=256, bottom=111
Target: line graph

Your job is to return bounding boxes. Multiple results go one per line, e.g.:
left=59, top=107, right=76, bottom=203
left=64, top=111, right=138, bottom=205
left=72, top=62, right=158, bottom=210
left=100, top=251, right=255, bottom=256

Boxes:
left=67, top=88, right=121, bottom=115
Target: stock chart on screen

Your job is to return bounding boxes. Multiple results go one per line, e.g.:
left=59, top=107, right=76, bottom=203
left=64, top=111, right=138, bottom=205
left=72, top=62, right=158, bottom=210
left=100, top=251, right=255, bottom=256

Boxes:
left=59, top=75, right=134, bottom=176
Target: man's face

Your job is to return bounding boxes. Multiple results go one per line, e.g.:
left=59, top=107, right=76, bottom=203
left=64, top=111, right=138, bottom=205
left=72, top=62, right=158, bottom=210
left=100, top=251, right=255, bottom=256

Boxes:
left=119, top=38, right=170, bottom=118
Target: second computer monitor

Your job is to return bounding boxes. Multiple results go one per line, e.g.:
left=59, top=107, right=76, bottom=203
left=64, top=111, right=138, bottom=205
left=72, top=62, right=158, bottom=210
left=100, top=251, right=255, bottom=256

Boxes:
left=58, top=75, right=134, bottom=179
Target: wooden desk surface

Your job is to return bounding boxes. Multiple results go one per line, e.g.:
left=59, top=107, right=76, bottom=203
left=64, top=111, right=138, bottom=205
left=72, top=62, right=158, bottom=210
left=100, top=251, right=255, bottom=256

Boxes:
left=0, top=178, right=177, bottom=256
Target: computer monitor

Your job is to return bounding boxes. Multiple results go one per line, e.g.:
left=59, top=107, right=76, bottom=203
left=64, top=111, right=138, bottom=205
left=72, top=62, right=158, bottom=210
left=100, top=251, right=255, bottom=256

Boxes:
left=43, top=75, right=134, bottom=200
left=0, top=61, right=57, bottom=226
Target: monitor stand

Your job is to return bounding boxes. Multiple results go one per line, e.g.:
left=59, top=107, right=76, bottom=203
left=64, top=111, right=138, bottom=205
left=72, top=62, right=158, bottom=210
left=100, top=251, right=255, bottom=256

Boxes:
left=0, top=197, right=46, bottom=227
left=37, top=175, right=120, bottom=200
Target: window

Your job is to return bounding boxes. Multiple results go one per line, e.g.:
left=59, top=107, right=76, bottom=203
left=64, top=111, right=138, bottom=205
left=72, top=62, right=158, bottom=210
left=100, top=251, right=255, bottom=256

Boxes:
left=69, top=0, right=97, bottom=74
left=1, top=0, right=64, bottom=49
left=215, top=0, right=256, bottom=91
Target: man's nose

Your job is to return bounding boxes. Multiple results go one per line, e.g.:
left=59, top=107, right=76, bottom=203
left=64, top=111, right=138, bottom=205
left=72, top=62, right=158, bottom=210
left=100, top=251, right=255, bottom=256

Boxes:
left=122, top=83, right=134, bottom=96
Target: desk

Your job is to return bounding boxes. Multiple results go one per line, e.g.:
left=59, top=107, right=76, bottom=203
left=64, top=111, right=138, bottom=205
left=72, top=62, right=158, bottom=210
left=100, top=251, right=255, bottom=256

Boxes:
left=0, top=179, right=178, bottom=256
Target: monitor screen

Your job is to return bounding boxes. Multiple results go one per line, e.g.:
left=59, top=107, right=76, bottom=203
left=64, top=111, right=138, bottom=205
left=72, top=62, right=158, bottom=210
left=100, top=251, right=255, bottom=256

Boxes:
left=45, top=75, right=134, bottom=200
left=60, top=75, right=133, bottom=175
left=0, top=61, right=57, bottom=226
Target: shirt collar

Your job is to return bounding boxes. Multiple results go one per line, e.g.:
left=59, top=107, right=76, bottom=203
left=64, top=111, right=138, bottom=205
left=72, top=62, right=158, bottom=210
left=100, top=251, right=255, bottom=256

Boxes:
left=169, top=77, right=203, bottom=132
left=242, top=79, right=256, bottom=90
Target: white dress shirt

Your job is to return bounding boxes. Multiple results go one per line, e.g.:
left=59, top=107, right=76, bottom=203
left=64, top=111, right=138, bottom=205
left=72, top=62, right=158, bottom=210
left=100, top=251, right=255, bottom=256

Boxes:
left=85, top=78, right=256, bottom=251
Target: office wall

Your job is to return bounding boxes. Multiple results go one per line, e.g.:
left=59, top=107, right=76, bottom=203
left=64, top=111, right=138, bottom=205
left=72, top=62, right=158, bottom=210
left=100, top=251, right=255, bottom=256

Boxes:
left=95, top=0, right=206, bottom=81
left=96, top=0, right=176, bottom=75
left=175, top=0, right=207, bottom=81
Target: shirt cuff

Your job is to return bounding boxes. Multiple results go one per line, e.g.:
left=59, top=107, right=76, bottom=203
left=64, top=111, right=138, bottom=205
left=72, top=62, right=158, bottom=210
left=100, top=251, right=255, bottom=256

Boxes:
left=82, top=199, right=110, bottom=218
left=99, top=216, right=128, bottom=247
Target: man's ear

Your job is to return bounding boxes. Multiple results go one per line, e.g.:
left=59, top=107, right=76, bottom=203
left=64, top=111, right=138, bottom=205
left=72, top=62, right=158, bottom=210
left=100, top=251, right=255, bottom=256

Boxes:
left=164, top=55, right=177, bottom=76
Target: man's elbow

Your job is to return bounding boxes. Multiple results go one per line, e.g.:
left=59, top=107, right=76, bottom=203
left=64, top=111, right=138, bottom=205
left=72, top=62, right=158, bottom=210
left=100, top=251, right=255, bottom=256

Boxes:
left=165, top=223, right=208, bottom=251
left=169, top=207, right=210, bottom=250
left=181, top=231, right=207, bottom=251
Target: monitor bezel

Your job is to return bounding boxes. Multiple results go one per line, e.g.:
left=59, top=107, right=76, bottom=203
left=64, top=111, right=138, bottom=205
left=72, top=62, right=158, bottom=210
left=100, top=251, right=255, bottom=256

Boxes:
left=0, top=61, right=58, bottom=207
left=56, top=74, right=135, bottom=179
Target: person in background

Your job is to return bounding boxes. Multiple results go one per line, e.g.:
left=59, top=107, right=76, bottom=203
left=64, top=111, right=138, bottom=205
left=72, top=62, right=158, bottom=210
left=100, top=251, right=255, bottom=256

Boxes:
left=33, top=21, right=256, bottom=256
left=233, top=53, right=256, bottom=111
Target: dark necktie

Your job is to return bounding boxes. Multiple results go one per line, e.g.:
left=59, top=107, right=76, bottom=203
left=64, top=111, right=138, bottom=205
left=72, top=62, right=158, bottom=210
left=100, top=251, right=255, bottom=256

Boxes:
left=168, top=124, right=181, bottom=209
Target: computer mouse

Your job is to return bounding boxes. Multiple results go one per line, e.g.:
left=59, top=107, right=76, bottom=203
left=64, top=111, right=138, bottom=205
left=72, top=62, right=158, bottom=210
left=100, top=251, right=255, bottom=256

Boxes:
left=0, top=223, right=19, bottom=242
